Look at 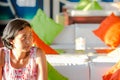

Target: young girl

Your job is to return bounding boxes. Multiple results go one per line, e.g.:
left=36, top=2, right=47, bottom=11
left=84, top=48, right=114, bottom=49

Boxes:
left=0, top=18, right=48, bottom=80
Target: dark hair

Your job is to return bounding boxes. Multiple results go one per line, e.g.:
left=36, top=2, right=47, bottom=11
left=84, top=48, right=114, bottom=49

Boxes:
left=1, top=18, right=31, bottom=49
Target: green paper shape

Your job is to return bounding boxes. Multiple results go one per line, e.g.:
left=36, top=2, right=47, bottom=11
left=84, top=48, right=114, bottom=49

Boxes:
left=83, top=1, right=103, bottom=11
left=47, top=62, right=68, bottom=80
left=75, top=0, right=91, bottom=10
left=30, top=9, right=64, bottom=45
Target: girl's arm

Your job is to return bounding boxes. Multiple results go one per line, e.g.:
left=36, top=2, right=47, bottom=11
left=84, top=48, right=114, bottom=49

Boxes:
left=36, top=48, right=48, bottom=80
left=0, top=67, right=2, bottom=80
left=0, top=48, right=5, bottom=80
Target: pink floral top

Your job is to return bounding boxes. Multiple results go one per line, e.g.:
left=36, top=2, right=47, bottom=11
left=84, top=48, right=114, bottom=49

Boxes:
left=2, top=47, right=38, bottom=80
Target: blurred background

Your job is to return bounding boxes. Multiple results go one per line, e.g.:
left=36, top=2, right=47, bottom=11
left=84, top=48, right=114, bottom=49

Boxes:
left=0, top=0, right=120, bottom=36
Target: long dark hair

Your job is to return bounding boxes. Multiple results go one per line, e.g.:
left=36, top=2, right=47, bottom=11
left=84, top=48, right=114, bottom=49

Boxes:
left=1, top=18, right=31, bottom=49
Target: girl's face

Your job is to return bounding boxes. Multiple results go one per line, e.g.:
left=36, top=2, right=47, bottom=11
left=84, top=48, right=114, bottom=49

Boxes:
left=11, top=26, right=33, bottom=52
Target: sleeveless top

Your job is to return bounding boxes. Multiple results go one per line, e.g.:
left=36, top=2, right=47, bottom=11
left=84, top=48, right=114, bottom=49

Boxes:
left=2, top=47, right=37, bottom=80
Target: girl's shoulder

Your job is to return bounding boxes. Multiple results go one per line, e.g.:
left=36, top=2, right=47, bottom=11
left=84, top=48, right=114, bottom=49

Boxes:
left=31, top=46, right=44, bottom=57
left=31, top=46, right=43, bottom=53
left=0, top=47, right=8, bottom=53
left=0, top=47, right=4, bottom=54
left=0, top=47, right=5, bottom=50
left=34, top=47, right=46, bottom=65
left=33, top=46, right=45, bottom=59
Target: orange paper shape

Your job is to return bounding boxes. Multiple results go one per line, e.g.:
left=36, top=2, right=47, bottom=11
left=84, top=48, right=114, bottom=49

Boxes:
left=95, top=49, right=114, bottom=54
left=93, top=13, right=120, bottom=48
left=103, top=60, right=120, bottom=80
left=32, top=30, right=58, bottom=54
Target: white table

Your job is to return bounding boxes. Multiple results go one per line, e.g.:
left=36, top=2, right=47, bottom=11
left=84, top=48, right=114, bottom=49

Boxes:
left=46, top=53, right=120, bottom=80
left=46, top=54, right=89, bottom=80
